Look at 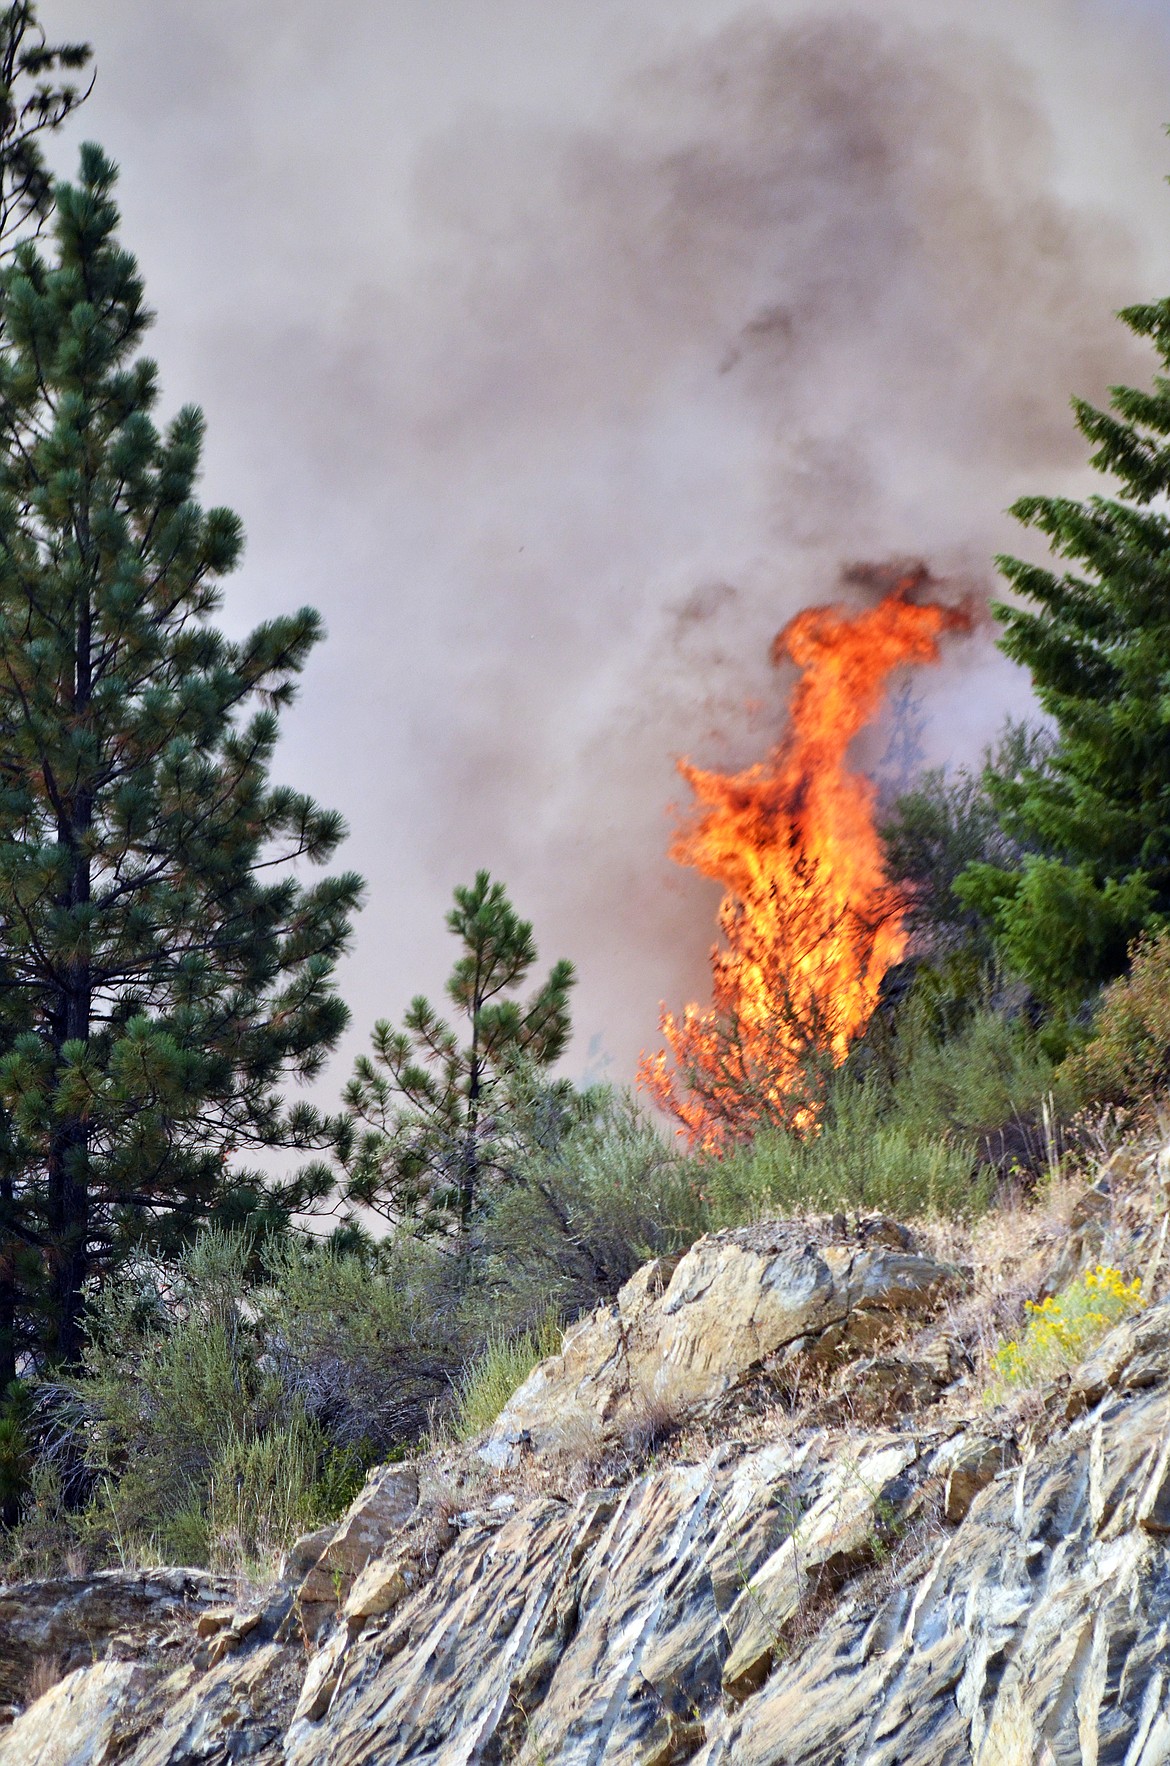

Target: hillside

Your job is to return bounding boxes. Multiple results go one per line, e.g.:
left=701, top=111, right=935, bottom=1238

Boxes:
left=1, top=1128, right=1167, bottom=1764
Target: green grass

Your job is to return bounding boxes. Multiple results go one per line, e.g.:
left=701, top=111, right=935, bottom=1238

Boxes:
left=450, top=1311, right=565, bottom=1441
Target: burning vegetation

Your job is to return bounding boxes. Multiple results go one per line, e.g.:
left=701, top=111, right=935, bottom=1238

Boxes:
left=639, top=567, right=971, bottom=1150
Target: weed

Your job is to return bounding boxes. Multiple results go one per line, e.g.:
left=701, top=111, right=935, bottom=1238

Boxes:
left=450, top=1311, right=564, bottom=1442
left=986, top=1264, right=1143, bottom=1400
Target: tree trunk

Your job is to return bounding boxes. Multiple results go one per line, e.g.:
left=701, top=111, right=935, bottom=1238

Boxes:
left=46, top=1106, right=88, bottom=1367
left=0, top=1174, right=17, bottom=1395
left=47, top=587, right=93, bottom=1367
left=46, top=938, right=91, bottom=1365
left=461, top=1044, right=480, bottom=1235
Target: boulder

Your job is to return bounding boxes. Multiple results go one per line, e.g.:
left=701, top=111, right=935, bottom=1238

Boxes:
left=1041, top=1181, right=1113, bottom=1297
left=0, top=1661, right=167, bottom=1766
left=9, top=1298, right=1170, bottom=1763
left=481, top=1223, right=965, bottom=1463
left=339, top=1499, right=458, bottom=1628
left=293, top=1464, right=420, bottom=1631
left=720, top=1437, right=919, bottom=1699
left=836, top=1335, right=960, bottom=1423
left=0, top=1639, right=304, bottom=1765
left=1067, top=1304, right=1170, bottom=1415
left=936, top=1431, right=1017, bottom=1522
left=281, top=1522, right=336, bottom=1584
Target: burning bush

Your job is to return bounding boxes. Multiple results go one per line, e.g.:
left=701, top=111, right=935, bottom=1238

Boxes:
left=640, top=571, right=970, bottom=1149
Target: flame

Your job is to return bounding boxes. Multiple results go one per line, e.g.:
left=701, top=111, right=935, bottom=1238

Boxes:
left=639, top=570, right=970, bottom=1150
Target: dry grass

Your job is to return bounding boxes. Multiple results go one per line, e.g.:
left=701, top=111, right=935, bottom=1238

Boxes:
left=24, top=1654, right=64, bottom=1707
left=617, top=1389, right=682, bottom=1462
left=542, top=1411, right=608, bottom=1500
left=449, top=1313, right=564, bottom=1444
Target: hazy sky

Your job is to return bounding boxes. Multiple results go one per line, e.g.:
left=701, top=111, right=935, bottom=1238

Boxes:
left=41, top=0, right=1170, bottom=1089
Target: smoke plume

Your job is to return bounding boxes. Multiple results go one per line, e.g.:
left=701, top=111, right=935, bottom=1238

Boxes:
left=45, top=0, right=1170, bottom=1082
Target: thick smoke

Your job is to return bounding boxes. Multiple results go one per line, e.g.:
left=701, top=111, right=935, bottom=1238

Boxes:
left=44, top=0, right=1170, bottom=1083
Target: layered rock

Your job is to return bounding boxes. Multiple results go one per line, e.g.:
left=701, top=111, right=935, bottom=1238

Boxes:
left=480, top=1219, right=965, bottom=1469
left=0, top=1567, right=240, bottom=1707
left=262, top=1316, right=1170, bottom=1765
left=1, top=1206, right=1167, bottom=1765
left=288, top=1463, right=420, bottom=1639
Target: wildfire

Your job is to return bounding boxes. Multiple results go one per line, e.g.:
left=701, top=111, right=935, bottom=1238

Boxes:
left=639, top=568, right=970, bottom=1150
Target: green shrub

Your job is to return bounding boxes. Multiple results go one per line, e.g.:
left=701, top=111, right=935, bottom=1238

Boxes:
left=471, top=1090, right=704, bottom=1338
left=882, top=997, right=1058, bottom=1144
left=704, top=1079, right=987, bottom=1223
left=450, top=1310, right=565, bottom=1441
left=39, top=1228, right=440, bottom=1571
left=73, top=1232, right=282, bottom=1560
left=1059, top=930, right=1170, bottom=1110
left=258, top=1236, right=459, bottom=1456
left=688, top=968, right=1056, bottom=1230
left=1, top=1460, right=78, bottom=1579
left=697, top=980, right=1060, bottom=1226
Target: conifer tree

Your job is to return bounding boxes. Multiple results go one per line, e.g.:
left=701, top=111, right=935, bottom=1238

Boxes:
left=958, top=293, right=1170, bottom=1005
left=0, top=146, right=362, bottom=1368
left=0, top=5, right=91, bottom=257
left=0, top=3, right=91, bottom=1386
left=341, top=872, right=574, bottom=1238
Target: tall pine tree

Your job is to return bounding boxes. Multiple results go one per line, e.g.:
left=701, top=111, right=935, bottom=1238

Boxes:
left=0, top=2, right=91, bottom=1386
left=341, top=872, right=574, bottom=1239
left=958, top=292, right=1170, bottom=1006
left=0, top=145, right=362, bottom=1369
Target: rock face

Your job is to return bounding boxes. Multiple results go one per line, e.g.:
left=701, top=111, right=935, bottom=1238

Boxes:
left=0, top=1567, right=240, bottom=1705
left=480, top=1221, right=965, bottom=1468
left=2, top=1214, right=1170, bottom=1764
left=277, top=1364, right=1170, bottom=1765
left=291, top=1464, right=420, bottom=1637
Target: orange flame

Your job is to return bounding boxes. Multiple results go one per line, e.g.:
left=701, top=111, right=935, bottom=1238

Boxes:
left=639, top=571, right=970, bottom=1150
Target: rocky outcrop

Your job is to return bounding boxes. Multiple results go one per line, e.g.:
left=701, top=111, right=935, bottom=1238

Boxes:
left=289, top=1463, right=420, bottom=1638
left=274, top=1315, right=1168, bottom=1765
left=0, top=1567, right=241, bottom=1707
left=481, top=1219, right=966, bottom=1469
left=1, top=1203, right=1168, bottom=1764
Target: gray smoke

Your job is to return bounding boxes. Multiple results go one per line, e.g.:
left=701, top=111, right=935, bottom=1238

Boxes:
left=42, top=0, right=1170, bottom=1085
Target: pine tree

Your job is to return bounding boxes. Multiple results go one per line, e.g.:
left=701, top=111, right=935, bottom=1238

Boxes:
left=0, top=146, right=363, bottom=1369
left=958, top=293, right=1170, bottom=1006
left=0, top=4, right=91, bottom=1387
left=341, top=872, right=574, bottom=1239
left=0, top=5, right=91, bottom=257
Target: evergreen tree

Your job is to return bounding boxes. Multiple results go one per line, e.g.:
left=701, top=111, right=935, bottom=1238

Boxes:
left=0, top=146, right=362, bottom=1369
left=0, top=3, right=91, bottom=1387
left=958, top=292, right=1170, bottom=1006
left=0, top=5, right=91, bottom=257
left=882, top=721, right=1054, bottom=965
left=341, top=872, right=574, bottom=1238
